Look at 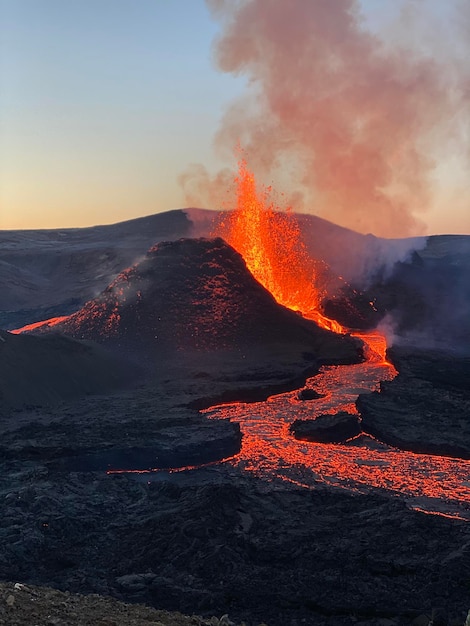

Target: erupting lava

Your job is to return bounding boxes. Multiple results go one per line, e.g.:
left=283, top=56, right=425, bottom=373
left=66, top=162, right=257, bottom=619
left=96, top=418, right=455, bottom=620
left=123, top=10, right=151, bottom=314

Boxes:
left=213, top=159, right=393, bottom=365
left=215, top=160, right=344, bottom=333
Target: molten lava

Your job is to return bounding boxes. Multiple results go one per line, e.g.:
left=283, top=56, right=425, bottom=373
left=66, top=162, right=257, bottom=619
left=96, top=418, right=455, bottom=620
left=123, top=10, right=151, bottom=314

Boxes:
left=10, top=316, right=68, bottom=335
left=213, top=159, right=395, bottom=369
left=215, top=160, right=345, bottom=332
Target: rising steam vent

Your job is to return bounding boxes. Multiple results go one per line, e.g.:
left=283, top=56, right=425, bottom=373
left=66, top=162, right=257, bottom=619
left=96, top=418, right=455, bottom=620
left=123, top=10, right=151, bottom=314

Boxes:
left=50, top=237, right=362, bottom=363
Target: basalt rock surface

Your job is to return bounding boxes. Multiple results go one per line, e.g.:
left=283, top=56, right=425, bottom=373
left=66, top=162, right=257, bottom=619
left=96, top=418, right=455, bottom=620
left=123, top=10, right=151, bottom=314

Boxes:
left=386, top=346, right=470, bottom=392
left=365, top=235, right=470, bottom=349
left=0, top=381, right=243, bottom=472
left=3, top=221, right=470, bottom=626
left=323, top=234, right=470, bottom=349
left=0, top=329, right=137, bottom=412
left=0, top=354, right=469, bottom=625
left=290, top=412, right=361, bottom=444
left=357, top=346, right=470, bottom=459
left=297, top=387, right=325, bottom=400
left=0, top=581, right=212, bottom=626
left=0, top=209, right=193, bottom=326
left=0, top=208, right=419, bottom=333
left=4, top=238, right=362, bottom=411
left=0, top=460, right=469, bottom=626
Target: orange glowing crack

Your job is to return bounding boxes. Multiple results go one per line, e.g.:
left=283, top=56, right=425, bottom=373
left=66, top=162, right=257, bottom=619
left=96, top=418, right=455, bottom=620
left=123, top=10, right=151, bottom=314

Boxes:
left=10, top=316, right=69, bottom=334
left=106, top=454, right=239, bottom=476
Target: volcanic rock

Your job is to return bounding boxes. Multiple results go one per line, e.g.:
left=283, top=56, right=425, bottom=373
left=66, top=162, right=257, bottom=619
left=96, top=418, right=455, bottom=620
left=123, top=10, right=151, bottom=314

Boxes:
left=0, top=469, right=468, bottom=626
left=48, top=237, right=362, bottom=368
left=0, top=208, right=419, bottom=331
left=50, top=419, right=242, bottom=472
left=290, top=412, right=361, bottom=443
left=0, top=581, right=209, bottom=626
left=0, top=329, right=136, bottom=412
left=322, top=286, right=384, bottom=330
left=318, top=233, right=470, bottom=349
left=4, top=210, right=469, bottom=352
left=357, top=347, right=470, bottom=459
left=297, top=387, right=325, bottom=400
left=386, top=346, right=470, bottom=392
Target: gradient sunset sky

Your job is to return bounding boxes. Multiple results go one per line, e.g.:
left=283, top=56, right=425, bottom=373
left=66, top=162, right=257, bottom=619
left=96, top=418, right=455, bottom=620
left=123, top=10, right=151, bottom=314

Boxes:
left=1, top=0, right=469, bottom=235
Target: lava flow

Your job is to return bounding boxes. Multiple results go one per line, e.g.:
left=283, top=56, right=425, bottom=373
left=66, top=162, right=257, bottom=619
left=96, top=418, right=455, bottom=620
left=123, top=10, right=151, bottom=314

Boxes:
left=202, top=370, right=470, bottom=520
left=204, top=159, right=469, bottom=520
left=10, top=316, right=68, bottom=335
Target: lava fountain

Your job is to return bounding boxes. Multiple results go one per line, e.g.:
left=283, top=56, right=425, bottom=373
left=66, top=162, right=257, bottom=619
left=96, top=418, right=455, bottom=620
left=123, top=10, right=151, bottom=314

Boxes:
left=214, top=159, right=385, bottom=354
left=214, top=160, right=324, bottom=318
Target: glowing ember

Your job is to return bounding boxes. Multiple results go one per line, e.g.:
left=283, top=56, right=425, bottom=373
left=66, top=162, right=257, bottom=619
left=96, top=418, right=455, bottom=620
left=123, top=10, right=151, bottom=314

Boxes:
left=214, top=159, right=337, bottom=329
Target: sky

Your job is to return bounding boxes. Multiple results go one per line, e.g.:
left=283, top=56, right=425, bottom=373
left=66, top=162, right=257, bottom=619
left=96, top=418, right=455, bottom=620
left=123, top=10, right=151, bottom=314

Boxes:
left=1, top=0, right=469, bottom=236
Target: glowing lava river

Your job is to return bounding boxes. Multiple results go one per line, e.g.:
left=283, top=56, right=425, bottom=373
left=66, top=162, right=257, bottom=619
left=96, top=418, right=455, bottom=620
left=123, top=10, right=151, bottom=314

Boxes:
left=208, top=161, right=470, bottom=520
left=114, top=327, right=470, bottom=521
left=115, top=161, right=470, bottom=522
left=201, top=329, right=470, bottom=522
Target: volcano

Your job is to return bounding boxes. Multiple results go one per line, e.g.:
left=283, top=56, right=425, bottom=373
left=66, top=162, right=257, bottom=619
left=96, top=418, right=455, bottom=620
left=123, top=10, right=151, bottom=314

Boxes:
left=45, top=237, right=362, bottom=368
left=3, top=229, right=470, bottom=626
left=5, top=207, right=468, bottom=352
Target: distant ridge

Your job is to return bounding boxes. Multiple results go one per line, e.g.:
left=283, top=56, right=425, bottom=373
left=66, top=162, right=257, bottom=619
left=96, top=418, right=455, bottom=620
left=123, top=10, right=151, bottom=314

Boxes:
left=0, top=210, right=193, bottom=314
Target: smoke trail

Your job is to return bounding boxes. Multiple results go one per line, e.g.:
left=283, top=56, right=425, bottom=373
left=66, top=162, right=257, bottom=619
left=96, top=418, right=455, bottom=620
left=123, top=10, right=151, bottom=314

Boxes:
left=180, top=0, right=469, bottom=237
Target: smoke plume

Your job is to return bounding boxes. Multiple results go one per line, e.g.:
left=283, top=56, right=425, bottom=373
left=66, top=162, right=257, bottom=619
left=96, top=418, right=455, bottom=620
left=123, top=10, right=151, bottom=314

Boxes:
left=180, top=0, right=470, bottom=237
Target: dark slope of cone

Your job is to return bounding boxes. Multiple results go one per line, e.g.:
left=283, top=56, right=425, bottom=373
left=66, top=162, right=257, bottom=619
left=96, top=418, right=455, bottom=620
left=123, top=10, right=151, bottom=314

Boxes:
left=53, top=237, right=362, bottom=363
left=0, top=330, right=138, bottom=411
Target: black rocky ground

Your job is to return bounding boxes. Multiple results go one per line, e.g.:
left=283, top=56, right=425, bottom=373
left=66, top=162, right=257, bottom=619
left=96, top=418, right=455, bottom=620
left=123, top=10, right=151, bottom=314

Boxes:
left=0, top=210, right=193, bottom=327
left=2, top=223, right=470, bottom=625
left=0, top=236, right=363, bottom=419
left=0, top=237, right=362, bottom=415
left=0, top=209, right=418, bottom=332
left=1, top=455, right=469, bottom=626
left=3, top=212, right=469, bottom=350
left=0, top=581, right=224, bottom=626
left=327, top=235, right=470, bottom=346
left=357, top=346, right=470, bottom=459
left=0, top=365, right=469, bottom=626
left=290, top=411, right=361, bottom=443
left=0, top=329, right=137, bottom=411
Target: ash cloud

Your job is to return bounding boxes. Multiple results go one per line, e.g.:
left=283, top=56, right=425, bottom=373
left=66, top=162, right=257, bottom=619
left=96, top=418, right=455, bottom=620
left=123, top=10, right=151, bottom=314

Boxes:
left=181, top=0, right=470, bottom=238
